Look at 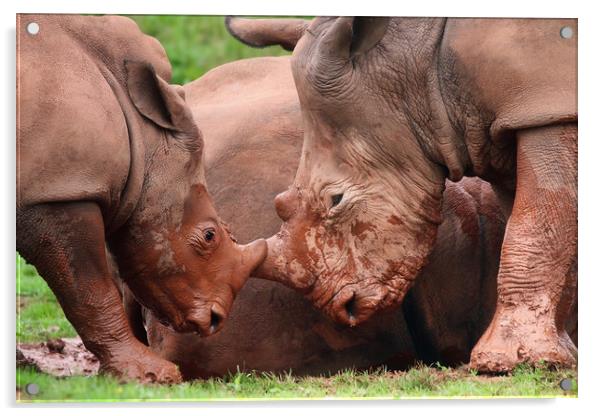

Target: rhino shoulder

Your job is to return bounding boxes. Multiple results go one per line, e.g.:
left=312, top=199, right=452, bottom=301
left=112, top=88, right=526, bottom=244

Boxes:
left=441, top=18, right=577, bottom=137
left=17, top=15, right=130, bottom=208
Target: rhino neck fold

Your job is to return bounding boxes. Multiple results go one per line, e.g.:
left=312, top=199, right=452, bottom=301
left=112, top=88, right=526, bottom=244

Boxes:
left=428, top=58, right=468, bottom=182
left=96, top=65, right=146, bottom=236
left=389, top=18, right=468, bottom=183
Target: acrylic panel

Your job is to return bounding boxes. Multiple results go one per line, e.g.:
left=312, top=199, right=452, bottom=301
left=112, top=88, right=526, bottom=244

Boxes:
left=16, top=14, right=577, bottom=402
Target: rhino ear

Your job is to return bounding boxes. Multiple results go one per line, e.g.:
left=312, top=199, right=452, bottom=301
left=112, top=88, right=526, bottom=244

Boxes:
left=125, top=60, right=201, bottom=151
left=350, top=17, right=390, bottom=57
left=225, top=16, right=309, bottom=51
left=321, top=17, right=390, bottom=60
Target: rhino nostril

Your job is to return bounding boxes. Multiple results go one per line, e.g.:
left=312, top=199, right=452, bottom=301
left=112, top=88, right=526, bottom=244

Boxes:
left=343, top=292, right=357, bottom=323
left=209, top=308, right=224, bottom=334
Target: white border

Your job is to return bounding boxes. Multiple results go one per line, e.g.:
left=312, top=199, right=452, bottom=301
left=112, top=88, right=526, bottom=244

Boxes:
left=2, top=0, right=600, bottom=415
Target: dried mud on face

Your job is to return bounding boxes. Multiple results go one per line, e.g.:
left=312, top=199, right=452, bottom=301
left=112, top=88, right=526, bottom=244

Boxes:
left=17, top=337, right=99, bottom=377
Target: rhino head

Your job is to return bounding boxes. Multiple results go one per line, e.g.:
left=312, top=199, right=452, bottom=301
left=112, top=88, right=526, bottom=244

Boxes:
left=110, top=61, right=267, bottom=337
left=254, top=17, right=447, bottom=326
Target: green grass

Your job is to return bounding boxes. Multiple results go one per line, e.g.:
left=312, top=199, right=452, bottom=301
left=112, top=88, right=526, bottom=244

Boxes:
left=16, top=364, right=577, bottom=402
left=15, top=253, right=578, bottom=401
left=16, top=255, right=76, bottom=343
left=128, top=15, right=291, bottom=85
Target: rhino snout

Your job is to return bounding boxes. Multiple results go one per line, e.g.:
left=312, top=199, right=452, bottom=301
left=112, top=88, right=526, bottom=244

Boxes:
left=328, top=285, right=394, bottom=327
left=184, top=303, right=227, bottom=336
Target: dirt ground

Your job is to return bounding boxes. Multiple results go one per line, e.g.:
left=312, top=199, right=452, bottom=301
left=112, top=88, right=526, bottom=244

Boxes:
left=15, top=336, right=577, bottom=394
left=17, top=337, right=99, bottom=377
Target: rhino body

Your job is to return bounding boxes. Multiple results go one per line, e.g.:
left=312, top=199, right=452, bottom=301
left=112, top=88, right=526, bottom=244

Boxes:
left=228, top=17, right=577, bottom=373
left=16, top=14, right=266, bottom=382
left=133, top=57, right=523, bottom=378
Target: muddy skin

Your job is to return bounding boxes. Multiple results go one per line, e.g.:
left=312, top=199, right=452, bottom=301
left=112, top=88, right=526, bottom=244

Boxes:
left=140, top=56, right=414, bottom=378
left=124, top=56, right=576, bottom=378
left=16, top=14, right=266, bottom=383
left=227, top=17, right=577, bottom=373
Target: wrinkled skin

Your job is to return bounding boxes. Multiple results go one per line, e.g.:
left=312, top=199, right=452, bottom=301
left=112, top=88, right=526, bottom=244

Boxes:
left=16, top=14, right=266, bottom=383
left=132, top=56, right=414, bottom=377
left=228, top=17, right=577, bottom=372
left=124, top=56, right=575, bottom=378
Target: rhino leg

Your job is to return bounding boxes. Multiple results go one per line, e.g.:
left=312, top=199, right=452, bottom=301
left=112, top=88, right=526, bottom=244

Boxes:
left=17, top=201, right=181, bottom=383
left=470, top=123, right=577, bottom=373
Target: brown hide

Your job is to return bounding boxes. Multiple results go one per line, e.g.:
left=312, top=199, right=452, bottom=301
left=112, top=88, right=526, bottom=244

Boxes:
left=138, top=57, right=574, bottom=378
left=16, top=14, right=266, bottom=382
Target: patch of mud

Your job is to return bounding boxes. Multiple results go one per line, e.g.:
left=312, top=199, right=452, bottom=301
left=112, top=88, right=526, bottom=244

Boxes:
left=17, top=337, right=99, bottom=377
left=17, top=296, right=31, bottom=312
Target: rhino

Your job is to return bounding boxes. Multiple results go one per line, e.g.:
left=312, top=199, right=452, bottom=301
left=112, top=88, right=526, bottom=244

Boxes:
left=16, top=14, right=266, bottom=383
left=226, top=17, right=577, bottom=373
left=120, top=56, right=518, bottom=378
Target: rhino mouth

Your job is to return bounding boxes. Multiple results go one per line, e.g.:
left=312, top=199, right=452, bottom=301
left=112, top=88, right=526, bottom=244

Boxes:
left=152, top=303, right=228, bottom=337
left=311, top=277, right=412, bottom=327
left=183, top=303, right=228, bottom=337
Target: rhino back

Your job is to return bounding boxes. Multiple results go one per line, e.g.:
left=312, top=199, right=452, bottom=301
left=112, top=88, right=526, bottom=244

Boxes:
left=17, top=15, right=130, bottom=211
left=17, top=15, right=171, bottom=218
left=186, top=56, right=303, bottom=241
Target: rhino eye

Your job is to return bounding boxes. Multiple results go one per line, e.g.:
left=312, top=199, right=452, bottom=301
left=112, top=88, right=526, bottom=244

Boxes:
left=331, top=193, right=344, bottom=207
left=204, top=228, right=216, bottom=242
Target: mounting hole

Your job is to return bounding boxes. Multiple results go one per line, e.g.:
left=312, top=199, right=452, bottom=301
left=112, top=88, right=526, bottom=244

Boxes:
left=559, top=378, right=574, bottom=391
left=26, top=22, right=40, bottom=35
left=25, top=383, right=39, bottom=395
left=560, top=26, right=573, bottom=39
